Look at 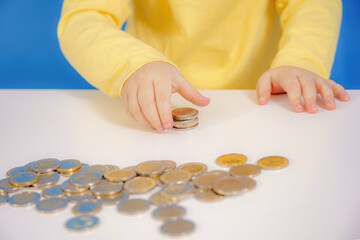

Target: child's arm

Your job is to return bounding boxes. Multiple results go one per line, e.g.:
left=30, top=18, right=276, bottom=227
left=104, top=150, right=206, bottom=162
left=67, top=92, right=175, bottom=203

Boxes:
left=58, top=0, right=209, bottom=130
left=256, top=0, right=349, bottom=113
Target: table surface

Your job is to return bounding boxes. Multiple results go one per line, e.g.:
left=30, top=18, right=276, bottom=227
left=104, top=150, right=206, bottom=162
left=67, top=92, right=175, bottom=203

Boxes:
left=0, top=89, right=359, bottom=240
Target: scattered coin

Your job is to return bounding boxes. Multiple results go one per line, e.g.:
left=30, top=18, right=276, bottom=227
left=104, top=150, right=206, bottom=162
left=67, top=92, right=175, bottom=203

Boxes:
left=177, top=162, right=207, bottom=176
left=237, top=177, right=257, bottom=192
left=62, top=180, right=88, bottom=194
left=216, top=153, right=247, bottom=167
left=96, top=191, right=128, bottom=205
left=0, top=193, right=9, bottom=205
left=82, top=165, right=108, bottom=176
left=104, top=169, right=136, bottom=183
left=70, top=172, right=102, bottom=188
left=28, top=158, right=60, bottom=173
left=42, top=185, right=65, bottom=198
left=193, top=173, right=222, bottom=190
left=161, top=160, right=177, bottom=172
left=8, top=191, right=41, bottom=207
left=6, top=166, right=25, bottom=177
left=160, top=219, right=195, bottom=237
left=124, top=177, right=156, bottom=194
left=66, top=191, right=95, bottom=203
left=230, top=164, right=261, bottom=177
left=257, top=156, right=289, bottom=170
left=90, top=180, right=123, bottom=197
left=31, top=172, right=60, bottom=189
left=208, top=170, right=229, bottom=176
left=36, top=197, right=68, bottom=214
left=57, top=159, right=82, bottom=173
left=117, top=198, right=150, bottom=215
left=136, top=161, right=166, bottom=177
left=160, top=183, right=194, bottom=202
left=150, top=191, right=177, bottom=206
left=194, top=189, right=224, bottom=202
left=213, top=176, right=246, bottom=196
left=72, top=201, right=102, bottom=215
left=152, top=204, right=186, bottom=221
left=9, top=172, right=39, bottom=187
left=0, top=178, right=20, bottom=193
left=160, top=169, right=192, bottom=185
left=65, top=215, right=99, bottom=232
left=104, top=165, right=119, bottom=172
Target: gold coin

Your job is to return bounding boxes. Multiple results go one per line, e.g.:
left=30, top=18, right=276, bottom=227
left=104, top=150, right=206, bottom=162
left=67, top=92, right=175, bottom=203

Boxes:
left=104, top=165, right=120, bottom=172
left=136, top=161, right=166, bottom=177
left=149, top=192, right=177, bottom=206
left=60, top=168, right=81, bottom=178
left=29, top=158, right=60, bottom=173
left=194, top=189, right=224, bottom=202
left=160, top=183, right=194, bottom=202
left=172, top=117, right=199, bottom=129
left=216, top=153, right=247, bottom=167
left=0, top=178, right=20, bottom=193
left=82, top=165, right=108, bottom=176
left=193, top=173, right=222, bottom=190
left=124, top=177, right=156, bottom=194
left=90, top=180, right=123, bottom=197
left=66, top=190, right=95, bottom=203
left=177, top=162, right=207, bottom=176
left=70, top=172, right=102, bottom=188
left=123, top=166, right=137, bottom=172
left=160, top=170, right=192, bottom=185
left=161, top=160, right=177, bottom=172
left=96, top=191, right=128, bottom=205
left=104, top=169, right=136, bottom=183
left=61, top=180, right=88, bottom=194
left=160, top=219, right=195, bottom=237
left=212, top=176, right=246, bottom=196
left=172, top=108, right=198, bottom=120
left=72, top=201, right=102, bottom=215
left=208, top=170, right=229, bottom=176
left=6, top=166, right=25, bottom=177
left=57, top=159, right=82, bottom=173
left=117, top=199, right=150, bottom=215
left=9, top=172, right=39, bottom=187
left=257, top=156, right=289, bottom=170
left=152, top=204, right=186, bottom=221
left=31, top=172, right=60, bottom=189
left=237, top=177, right=257, bottom=192
left=230, top=164, right=261, bottom=177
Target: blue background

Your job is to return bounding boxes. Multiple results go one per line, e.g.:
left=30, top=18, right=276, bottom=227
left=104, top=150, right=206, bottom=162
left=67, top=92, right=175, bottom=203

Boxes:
left=0, top=0, right=359, bottom=89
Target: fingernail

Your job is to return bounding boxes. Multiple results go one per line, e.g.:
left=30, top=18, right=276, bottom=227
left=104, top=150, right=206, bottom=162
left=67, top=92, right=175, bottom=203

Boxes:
left=295, top=104, right=303, bottom=111
left=163, top=123, right=173, bottom=129
left=329, top=99, right=336, bottom=106
left=259, top=97, right=265, bottom=104
left=311, top=104, right=317, bottom=110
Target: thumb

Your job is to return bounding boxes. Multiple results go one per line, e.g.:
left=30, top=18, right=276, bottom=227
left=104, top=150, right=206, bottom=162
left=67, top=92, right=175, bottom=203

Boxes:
left=175, top=77, right=210, bottom=107
left=256, top=71, right=272, bottom=105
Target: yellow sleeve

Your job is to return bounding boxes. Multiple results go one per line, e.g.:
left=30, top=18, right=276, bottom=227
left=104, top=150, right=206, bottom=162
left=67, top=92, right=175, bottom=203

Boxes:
left=57, top=0, right=176, bottom=97
left=271, top=0, right=342, bottom=79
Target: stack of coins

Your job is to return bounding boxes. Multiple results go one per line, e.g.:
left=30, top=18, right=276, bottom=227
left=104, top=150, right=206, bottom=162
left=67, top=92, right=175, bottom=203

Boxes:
left=172, top=107, right=199, bottom=130
left=0, top=155, right=289, bottom=236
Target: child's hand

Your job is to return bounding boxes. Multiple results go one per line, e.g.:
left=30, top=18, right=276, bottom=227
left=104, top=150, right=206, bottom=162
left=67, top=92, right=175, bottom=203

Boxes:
left=121, top=61, right=210, bottom=131
left=256, top=66, right=350, bottom=113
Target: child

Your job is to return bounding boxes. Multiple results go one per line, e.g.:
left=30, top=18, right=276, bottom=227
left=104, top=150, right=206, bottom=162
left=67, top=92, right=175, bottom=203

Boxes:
left=58, top=0, right=349, bottom=131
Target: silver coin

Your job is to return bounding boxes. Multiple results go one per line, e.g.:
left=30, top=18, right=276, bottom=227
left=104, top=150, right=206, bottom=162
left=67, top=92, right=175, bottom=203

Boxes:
left=82, top=165, right=108, bottom=176
left=66, top=191, right=95, bottom=203
left=152, top=204, right=186, bottom=221
left=6, top=166, right=25, bottom=177
left=36, top=197, right=68, bottom=214
left=69, top=172, right=102, bottom=188
left=117, top=199, right=150, bottom=215
left=28, top=158, right=60, bottom=173
left=42, top=185, right=65, bottom=198
left=72, top=201, right=102, bottom=215
left=0, top=193, right=9, bottom=205
left=172, top=123, right=199, bottom=131
left=65, top=215, right=99, bottom=232
left=160, top=219, right=195, bottom=237
left=8, top=191, right=41, bottom=207
left=0, top=178, right=20, bottom=193
left=61, top=180, right=88, bottom=194
left=90, top=180, right=123, bottom=197
left=57, top=159, right=82, bottom=173
left=160, top=183, right=194, bottom=202
left=31, top=172, right=60, bottom=189
left=96, top=191, right=129, bottom=205
left=105, top=165, right=119, bottom=172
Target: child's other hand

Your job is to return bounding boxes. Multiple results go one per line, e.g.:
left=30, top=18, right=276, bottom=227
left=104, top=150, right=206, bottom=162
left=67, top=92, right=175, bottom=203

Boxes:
left=256, top=66, right=350, bottom=113
left=121, top=61, right=210, bottom=131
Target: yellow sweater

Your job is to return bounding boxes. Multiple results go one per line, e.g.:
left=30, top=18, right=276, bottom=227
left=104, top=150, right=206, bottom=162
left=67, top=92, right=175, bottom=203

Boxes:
left=58, top=0, right=341, bottom=97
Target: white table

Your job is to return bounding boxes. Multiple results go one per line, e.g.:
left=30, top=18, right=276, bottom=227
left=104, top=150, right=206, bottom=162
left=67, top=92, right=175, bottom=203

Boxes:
left=0, top=90, right=359, bottom=240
